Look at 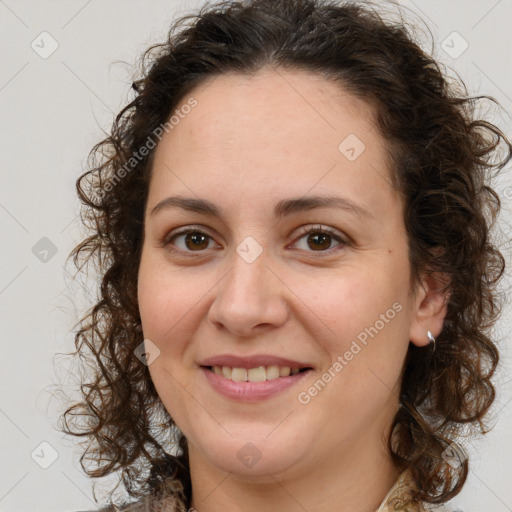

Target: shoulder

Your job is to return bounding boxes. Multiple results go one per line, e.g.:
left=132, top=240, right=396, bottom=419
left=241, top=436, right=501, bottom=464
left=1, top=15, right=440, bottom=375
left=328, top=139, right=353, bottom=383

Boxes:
left=376, top=469, right=459, bottom=512
left=72, top=502, right=146, bottom=511
left=73, top=502, right=144, bottom=511
left=73, top=492, right=187, bottom=512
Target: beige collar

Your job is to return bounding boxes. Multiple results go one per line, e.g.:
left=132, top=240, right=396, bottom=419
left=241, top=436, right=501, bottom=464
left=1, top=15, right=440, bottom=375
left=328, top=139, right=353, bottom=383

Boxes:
left=375, top=468, right=428, bottom=512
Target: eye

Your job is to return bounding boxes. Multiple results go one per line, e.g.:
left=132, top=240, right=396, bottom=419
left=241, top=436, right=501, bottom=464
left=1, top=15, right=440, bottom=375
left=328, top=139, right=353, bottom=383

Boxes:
left=163, top=227, right=219, bottom=253
left=162, top=224, right=347, bottom=255
left=291, top=225, right=346, bottom=253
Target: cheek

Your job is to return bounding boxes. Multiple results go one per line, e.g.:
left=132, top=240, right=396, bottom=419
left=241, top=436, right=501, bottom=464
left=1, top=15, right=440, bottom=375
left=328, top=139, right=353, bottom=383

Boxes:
left=137, top=252, right=216, bottom=363
left=296, top=272, right=410, bottom=417
left=302, top=268, right=408, bottom=348
left=138, top=254, right=185, bottom=344
left=294, top=258, right=412, bottom=406
left=137, top=256, right=201, bottom=430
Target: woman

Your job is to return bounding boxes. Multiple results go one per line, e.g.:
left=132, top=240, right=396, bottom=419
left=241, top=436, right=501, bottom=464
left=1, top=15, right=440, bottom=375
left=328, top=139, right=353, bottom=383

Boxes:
left=62, top=0, right=511, bottom=511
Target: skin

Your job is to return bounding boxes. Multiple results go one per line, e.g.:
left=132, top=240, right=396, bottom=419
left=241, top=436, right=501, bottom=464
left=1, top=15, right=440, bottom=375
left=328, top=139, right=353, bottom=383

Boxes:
left=137, top=66, right=448, bottom=512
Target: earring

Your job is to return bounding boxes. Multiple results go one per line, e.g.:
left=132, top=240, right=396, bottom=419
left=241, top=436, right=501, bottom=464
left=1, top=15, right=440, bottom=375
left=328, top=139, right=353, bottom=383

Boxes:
left=427, top=330, right=436, bottom=352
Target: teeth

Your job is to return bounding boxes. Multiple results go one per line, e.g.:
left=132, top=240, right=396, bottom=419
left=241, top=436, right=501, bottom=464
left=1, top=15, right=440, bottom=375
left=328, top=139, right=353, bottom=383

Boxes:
left=210, top=365, right=306, bottom=382
left=231, top=367, right=247, bottom=382
left=248, top=366, right=266, bottom=382
left=266, top=365, right=280, bottom=380
left=279, top=366, right=291, bottom=377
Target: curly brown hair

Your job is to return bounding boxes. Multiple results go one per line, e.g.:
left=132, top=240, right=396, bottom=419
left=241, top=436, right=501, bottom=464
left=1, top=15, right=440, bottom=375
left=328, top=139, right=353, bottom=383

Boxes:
left=60, top=0, right=512, bottom=509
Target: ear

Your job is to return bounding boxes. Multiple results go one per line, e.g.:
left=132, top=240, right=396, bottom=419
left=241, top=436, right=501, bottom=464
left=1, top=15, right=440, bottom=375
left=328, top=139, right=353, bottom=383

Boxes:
left=409, top=269, right=450, bottom=348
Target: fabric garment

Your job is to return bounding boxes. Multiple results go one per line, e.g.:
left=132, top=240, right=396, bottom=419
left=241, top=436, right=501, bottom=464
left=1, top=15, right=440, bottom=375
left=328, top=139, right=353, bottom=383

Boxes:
left=375, top=469, right=452, bottom=512
left=78, top=468, right=454, bottom=512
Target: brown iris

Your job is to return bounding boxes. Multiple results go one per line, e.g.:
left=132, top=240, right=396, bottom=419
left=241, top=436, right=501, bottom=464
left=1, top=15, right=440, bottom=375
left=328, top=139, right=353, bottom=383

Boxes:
left=184, top=232, right=209, bottom=251
left=307, top=232, right=332, bottom=251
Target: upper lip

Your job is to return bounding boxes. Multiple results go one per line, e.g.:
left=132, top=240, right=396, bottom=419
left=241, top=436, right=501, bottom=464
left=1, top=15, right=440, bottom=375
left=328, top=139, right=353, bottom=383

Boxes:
left=200, top=354, right=313, bottom=369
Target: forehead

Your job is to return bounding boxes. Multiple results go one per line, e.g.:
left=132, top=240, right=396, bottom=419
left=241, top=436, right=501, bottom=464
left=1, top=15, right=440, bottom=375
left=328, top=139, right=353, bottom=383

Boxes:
left=149, top=68, right=397, bottom=219
left=162, top=68, right=379, bottom=156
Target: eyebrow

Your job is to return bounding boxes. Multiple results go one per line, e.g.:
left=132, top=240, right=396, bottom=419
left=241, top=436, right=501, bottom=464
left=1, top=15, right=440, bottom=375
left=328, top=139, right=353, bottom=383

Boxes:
left=150, top=195, right=373, bottom=220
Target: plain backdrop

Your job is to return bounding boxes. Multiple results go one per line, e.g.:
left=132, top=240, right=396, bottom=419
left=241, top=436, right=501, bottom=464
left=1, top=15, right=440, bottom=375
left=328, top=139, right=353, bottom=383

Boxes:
left=1, top=1, right=511, bottom=511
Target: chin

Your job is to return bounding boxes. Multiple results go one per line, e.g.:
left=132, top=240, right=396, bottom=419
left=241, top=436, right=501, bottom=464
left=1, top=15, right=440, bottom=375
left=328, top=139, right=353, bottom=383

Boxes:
left=195, top=435, right=305, bottom=479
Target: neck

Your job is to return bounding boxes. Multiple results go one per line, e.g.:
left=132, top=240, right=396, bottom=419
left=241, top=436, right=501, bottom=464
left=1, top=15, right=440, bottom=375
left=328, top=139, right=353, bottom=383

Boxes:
left=187, top=418, right=401, bottom=512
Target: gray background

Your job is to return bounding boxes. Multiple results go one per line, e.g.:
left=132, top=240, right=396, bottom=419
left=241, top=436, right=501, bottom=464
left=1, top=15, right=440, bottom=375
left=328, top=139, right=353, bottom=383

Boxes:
left=1, top=1, right=511, bottom=511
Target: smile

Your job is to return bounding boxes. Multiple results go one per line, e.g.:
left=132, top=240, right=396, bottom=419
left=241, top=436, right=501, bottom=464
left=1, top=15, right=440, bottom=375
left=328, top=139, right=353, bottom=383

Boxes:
left=200, top=365, right=313, bottom=402
left=207, top=365, right=309, bottom=382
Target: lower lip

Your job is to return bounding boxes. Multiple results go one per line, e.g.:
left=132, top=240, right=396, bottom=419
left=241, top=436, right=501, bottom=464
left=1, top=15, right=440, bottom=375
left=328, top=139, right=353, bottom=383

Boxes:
left=201, top=367, right=312, bottom=402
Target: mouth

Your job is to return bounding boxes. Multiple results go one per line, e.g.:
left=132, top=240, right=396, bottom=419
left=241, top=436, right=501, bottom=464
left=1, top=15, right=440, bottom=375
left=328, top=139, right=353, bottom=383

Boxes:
left=199, top=364, right=314, bottom=402
left=202, top=364, right=313, bottom=382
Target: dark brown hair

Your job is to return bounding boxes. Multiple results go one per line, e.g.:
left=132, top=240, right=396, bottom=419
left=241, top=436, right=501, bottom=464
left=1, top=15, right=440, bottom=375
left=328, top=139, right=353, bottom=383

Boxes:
left=60, top=0, right=511, bottom=508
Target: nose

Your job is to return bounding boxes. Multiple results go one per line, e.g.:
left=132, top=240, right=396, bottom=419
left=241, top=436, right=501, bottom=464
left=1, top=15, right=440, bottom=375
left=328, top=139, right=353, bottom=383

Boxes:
left=207, top=245, right=289, bottom=337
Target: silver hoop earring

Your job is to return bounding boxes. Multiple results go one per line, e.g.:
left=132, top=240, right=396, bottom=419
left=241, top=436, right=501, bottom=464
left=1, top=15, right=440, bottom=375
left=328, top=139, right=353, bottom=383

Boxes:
left=427, top=330, right=436, bottom=352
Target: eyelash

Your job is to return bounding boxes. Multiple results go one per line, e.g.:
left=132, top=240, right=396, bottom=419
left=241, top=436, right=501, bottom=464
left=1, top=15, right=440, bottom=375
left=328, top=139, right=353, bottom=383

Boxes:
left=162, top=224, right=348, bottom=256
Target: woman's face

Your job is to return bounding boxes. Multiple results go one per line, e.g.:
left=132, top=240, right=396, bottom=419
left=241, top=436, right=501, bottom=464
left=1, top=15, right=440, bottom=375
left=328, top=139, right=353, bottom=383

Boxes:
left=138, top=68, right=442, bottom=480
